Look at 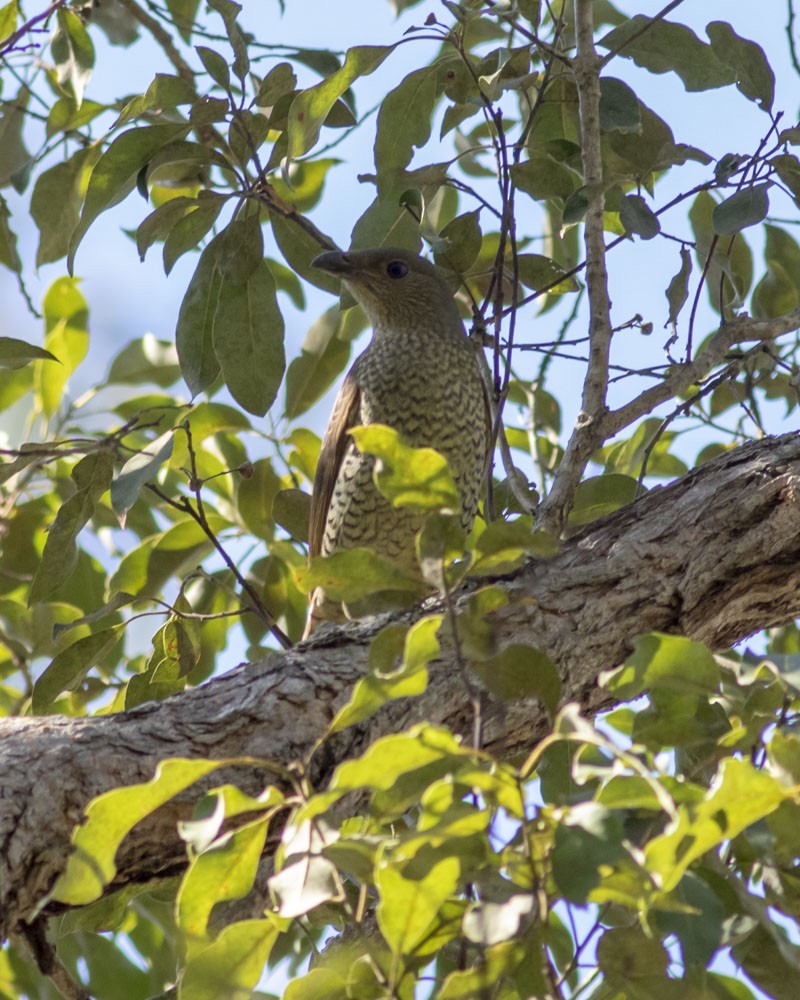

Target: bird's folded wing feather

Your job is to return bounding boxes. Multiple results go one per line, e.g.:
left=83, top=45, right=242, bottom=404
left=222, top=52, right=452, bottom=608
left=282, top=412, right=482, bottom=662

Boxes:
left=308, top=368, right=362, bottom=558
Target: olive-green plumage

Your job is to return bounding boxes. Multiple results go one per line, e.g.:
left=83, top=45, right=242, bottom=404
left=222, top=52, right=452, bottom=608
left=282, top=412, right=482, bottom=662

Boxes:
left=303, top=248, right=490, bottom=637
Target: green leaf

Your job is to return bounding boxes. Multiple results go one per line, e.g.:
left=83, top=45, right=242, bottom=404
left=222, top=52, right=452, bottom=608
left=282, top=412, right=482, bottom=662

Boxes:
left=166, top=0, right=201, bottom=43
left=690, top=189, right=753, bottom=312
left=712, top=183, right=770, bottom=236
left=434, top=210, right=482, bottom=274
left=619, top=193, right=660, bottom=239
left=35, top=276, right=89, bottom=417
left=597, top=926, right=669, bottom=985
left=68, top=123, right=190, bottom=270
left=707, top=20, right=774, bottom=111
left=665, top=245, right=692, bottom=328
left=350, top=424, right=460, bottom=511
left=331, top=615, right=441, bottom=732
left=111, top=430, right=174, bottom=527
left=374, top=65, right=439, bottom=189
left=45, top=96, right=105, bottom=139
left=284, top=969, right=347, bottom=1000
left=117, top=72, right=198, bottom=125
left=599, top=77, right=641, bottom=133
left=214, top=214, right=264, bottom=285
left=287, top=45, right=393, bottom=160
left=470, top=643, right=560, bottom=712
left=602, top=632, right=720, bottom=700
left=208, top=0, right=249, bottom=81
left=771, top=152, right=800, bottom=209
left=606, top=97, right=711, bottom=180
left=552, top=803, right=626, bottom=903
left=376, top=854, right=460, bottom=955
left=284, top=306, right=354, bottom=419
left=753, top=224, right=800, bottom=320
left=178, top=918, right=280, bottom=1000
left=568, top=473, right=639, bottom=527
left=0, top=192, right=21, bottom=274
left=0, top=1, right=17, bottom=46
left=177, top=816, right=270, bottom=950
left=296, top=547, right=423, bottom=603
left=51, top=9, right=95, bottom=108
left=32, top=627, right=120, bottom=713
left=255, top=61, right=296, bottom=108
left=471, top=518, right=556, bottom=576
left=106, top=334, right=181, bottom=386
left=164, top=193, right=226, bottom=274
left=271, top=488, right=311, bottom=542
left=196, top=44, right=230, bottom=89
left=29, top=451, right=114, bottom=604
left=236, top=457, right=281, bottom=539
left=515, top=253, right=577, bottom=294
left=270, top=212, right=340, bottom=293
left=30, top=146, right=96, bottom=266
left=212, top=259, right=285, bottom=416
left=417, top=512, right=469, bottom=592
left=350, top=191, right=423, bottom=253
left=653, top=873, right=724, bottom=968
left=51, top=758, right=225, bottom=905
left=600, top=17, right=735, bottom=92
left=645, top=757, right=786, bottom=892
left=189, top=95, right=229, bottom=125
left=511, top=156, right=579, bottom=200
left=0, top=86, right=30, bottom=188
left=175, top=240, right=223, bottom=395
left=328, top=726, right=466, bottom=802
left=0, top=337, right=57, bottom=369
left=31, top=146, right=98, bottom=267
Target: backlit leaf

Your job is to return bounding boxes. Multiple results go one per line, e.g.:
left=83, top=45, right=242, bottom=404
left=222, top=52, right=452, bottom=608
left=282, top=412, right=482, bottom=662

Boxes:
left=32, top=627, right=120, bottom=712
left=51, top=9, right=95, bottom=108
left=111, top=430, right=174, bottom=526
left=212, top=260, right=285, bottom=416
left=350, top=424, right=460, bottom=511
left=178, top=919, right=280, bottom=1000
left=52, top=758, right=225, bottom=904
left=68, top=123, right=190, bottom=270
left=287, top=45, right=393, bottom=160
left=29, top=450, right=114, bottom=604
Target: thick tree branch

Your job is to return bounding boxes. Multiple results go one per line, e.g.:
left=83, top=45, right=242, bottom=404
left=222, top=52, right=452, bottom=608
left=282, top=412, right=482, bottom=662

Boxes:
left=3, top=434, right=800, bottom=940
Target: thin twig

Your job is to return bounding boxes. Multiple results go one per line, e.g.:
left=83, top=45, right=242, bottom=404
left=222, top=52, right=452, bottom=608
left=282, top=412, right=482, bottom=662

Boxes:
left=116, top=0, right=194, bottom=82
left=0, top=0, right=66, bottom=59
left=603, top=306, right=800, bottom=440
left=787, top=0, right=800, bottom=77
left=146, top=423, right=291, bottom=648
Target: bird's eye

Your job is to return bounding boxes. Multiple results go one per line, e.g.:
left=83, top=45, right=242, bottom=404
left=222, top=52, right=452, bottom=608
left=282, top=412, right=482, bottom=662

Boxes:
left=386, top=260, right=409, bottom=279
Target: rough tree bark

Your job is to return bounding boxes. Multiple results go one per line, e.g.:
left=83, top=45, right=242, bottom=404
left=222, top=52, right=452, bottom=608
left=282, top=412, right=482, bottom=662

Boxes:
left=2, top=432, right=800, bottom=941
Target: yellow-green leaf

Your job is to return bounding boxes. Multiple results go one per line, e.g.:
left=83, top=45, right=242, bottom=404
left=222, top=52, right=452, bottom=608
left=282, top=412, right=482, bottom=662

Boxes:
left=52, top=758, right=225, bottom=905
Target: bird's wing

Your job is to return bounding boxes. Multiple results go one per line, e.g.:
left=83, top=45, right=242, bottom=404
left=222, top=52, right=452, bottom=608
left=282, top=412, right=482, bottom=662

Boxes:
left=308, top=366, right=362, bottom=558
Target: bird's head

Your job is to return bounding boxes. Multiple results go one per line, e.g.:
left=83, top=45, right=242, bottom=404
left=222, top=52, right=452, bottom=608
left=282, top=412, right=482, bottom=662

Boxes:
left=311, top=248, right=462, bottom=333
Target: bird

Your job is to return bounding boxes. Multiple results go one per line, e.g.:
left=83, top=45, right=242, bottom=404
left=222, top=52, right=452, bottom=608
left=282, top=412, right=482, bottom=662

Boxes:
left=302, top=247, right=491, bottom=638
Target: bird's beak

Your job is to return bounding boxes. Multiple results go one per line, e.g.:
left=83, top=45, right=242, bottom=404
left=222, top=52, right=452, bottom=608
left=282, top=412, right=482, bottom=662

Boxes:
left=311, top=251, right=353, bottom=275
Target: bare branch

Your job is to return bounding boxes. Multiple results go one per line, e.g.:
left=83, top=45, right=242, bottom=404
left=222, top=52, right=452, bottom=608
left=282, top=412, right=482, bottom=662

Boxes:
left=602, top=307, right=800, bottom=438
left=536, top=0, right=613, bottom=535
